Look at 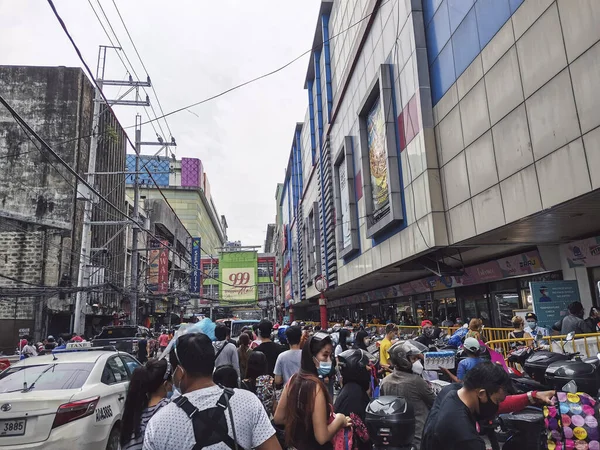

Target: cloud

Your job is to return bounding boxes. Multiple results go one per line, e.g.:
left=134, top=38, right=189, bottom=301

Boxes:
left=0, top=0, right=322, bottom=247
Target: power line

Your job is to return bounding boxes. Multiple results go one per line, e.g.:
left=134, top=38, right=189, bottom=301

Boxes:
left=110, top=0, right=173, bottom=139
left=97, top=0, right=395, bottom=130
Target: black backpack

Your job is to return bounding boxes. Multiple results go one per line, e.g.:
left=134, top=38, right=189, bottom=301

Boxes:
left=173, top=388, right=247, bottom=450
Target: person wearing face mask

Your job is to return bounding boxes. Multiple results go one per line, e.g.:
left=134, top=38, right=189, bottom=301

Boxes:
left=523, top=312, right=550, bottom=342
left=421, top=362, right=556, bottom=450
left=120, top=359, right=173, bottom=450
left=380, top=341, right=435, bottom=450
left=415, top=320, right=436, bottom=347
left=143, top=333, right=280, bottom=450
left=274, top=332, right=352, bottom=449
left=441, top=337, right=482, bottom=383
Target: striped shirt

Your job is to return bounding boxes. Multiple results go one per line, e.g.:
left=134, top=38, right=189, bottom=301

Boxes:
left=123, top=398, right=170, bottom=450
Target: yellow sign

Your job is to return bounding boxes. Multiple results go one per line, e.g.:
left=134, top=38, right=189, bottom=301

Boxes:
left=221, top=268, right=256, bottom=302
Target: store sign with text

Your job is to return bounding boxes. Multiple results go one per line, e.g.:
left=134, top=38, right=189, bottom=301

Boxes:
left=190, top=237, right=201, bottom=293
left=157, top=240, right=169, bottom=294
left=219, top=251, right=258, bottom=303
left=563, top=236, right=600, bottom=268
left=328, top=250, right=547, bottom=308
left=531, top=281, right=580, bottom=329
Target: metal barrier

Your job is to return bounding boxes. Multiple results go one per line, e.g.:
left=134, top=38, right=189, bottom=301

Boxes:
left=303, top=321, right=513, bottom=341
left=487, top=332, right=600, bottom=361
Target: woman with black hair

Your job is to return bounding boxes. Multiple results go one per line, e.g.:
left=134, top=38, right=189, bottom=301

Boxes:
left=334, top=329, right=350, bottom=357
left=353, top=329, right=369, bottom=351
left=274, top=332, right=351, bottom=449
left=120, top=358, right=172, bottom=450
left=241, top=351, right=275, bottom=415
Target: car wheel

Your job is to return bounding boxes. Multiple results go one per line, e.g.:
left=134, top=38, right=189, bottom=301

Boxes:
left=106, top=424, right=120, bottom=450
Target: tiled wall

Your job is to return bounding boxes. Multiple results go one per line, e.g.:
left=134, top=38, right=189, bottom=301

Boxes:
left=327, top=0, right=448, bottom=286
left=434, top=0, right=600, bottom=244
left=425, top=0, right=525, bottom=104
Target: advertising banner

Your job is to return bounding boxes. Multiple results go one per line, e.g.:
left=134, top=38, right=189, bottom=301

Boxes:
left=157, top=240, right=169, bottom=294
left=339, top=155, right=352, bottom=248
left=367, top=98, right=389, bottom=212
left=219, top=251, right=257, bottom=303
left=563, top=236, right=600, bottom=268
left=190, top=238, right=201, bottom=293
left=147, top=241, right=161, bottom=289
left=327, top=250, right=548, bottom=309
left=531, top=281, right=580, bottom=329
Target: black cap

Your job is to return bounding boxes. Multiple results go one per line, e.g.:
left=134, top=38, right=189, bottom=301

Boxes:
left=525, top=312, right=537, bottom=321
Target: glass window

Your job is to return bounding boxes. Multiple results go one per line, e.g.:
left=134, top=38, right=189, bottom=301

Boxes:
left=494, top=292, right=521, bottom=327
left=448, top=0, right=475, bottom=33
left=0, top=363, right=93, bottom=392
left=475, top=0, right=511, bottom=48
left=452, top=7, right=480, bottom=77
left=427, top=1, right=451, bottom=64
left=120, top=355, right=141, bottom=378
left=430, top=41, right=456, bottom=104
left=105, top=356, right=128, bottom=384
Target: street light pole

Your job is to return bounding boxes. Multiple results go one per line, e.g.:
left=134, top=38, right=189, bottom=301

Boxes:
left=314, top=275, right=328, bottom=330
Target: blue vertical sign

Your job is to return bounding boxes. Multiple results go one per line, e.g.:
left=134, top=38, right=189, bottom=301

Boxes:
left=530, top=281, right=580, bottom=329
left=190, top=237, right=201, bottom=293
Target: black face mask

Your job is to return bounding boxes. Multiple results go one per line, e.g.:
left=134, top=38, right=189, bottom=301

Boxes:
left=476, top=391, right=499, bottom=421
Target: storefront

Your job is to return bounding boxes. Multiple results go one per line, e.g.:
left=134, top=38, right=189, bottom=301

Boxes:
left=326, top=249, right=563, bottom=327
left=563, top=236, right=600, bottom=307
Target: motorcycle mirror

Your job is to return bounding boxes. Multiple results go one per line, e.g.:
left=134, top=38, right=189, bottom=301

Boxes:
left=562, top=380, right=578, bottom=394
left=566, top=331, right=575, bottom=342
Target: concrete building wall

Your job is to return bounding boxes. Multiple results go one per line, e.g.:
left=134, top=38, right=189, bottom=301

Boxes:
left=327, top=1, right=447, bottom=287
left=433, top=0, right=600, bottom=243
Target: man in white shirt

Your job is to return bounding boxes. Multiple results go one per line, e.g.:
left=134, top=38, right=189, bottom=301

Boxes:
left=273, top=326, right=302, bottom=387
left=143, top=333, right=280, bottom=450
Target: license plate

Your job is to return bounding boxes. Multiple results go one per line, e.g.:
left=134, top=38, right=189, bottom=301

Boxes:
left=0, top=419, right=26, bottom=436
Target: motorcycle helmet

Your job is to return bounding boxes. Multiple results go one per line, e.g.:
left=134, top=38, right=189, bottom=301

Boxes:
left=338, top=349, right=375, bottom=389
left=388, top=340, right=427, bottom=371
left=277, top=325, right=289, bottom=345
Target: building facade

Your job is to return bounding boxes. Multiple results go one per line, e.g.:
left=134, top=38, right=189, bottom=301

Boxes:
left=0, top=65, right=127, bottom=348
left=126, top=155, right=227, bottom=255
left=276, top=0, right=600, bottom=328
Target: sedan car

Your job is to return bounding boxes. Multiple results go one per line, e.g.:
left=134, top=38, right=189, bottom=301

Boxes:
left=0, top=343, right=141, bottom=449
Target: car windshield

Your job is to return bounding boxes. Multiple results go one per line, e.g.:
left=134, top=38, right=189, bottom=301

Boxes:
left=95, top=328, right=137, bottom=339
left=231, top=321, right=258, bottom=338
left=0, top=363, right=93, bottom=392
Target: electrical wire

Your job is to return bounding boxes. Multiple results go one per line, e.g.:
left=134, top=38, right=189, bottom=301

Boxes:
left=110, top=0, right=173, bottom=139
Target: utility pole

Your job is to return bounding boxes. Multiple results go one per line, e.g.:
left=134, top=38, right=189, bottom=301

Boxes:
left=130, top=114, right=142, bottom=326
left=74, top=45, right=152, bottom=334
left=73, top=53, right=102, bottom=335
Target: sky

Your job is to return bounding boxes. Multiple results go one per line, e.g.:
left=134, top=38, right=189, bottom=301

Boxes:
left=0, top=0, right=322, bottom=249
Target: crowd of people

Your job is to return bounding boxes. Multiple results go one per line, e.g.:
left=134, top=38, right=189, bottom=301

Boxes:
left=105, top=316, right=565, bottom=450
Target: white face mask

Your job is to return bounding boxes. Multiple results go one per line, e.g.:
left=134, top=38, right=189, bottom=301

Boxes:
left=412, top=360, right=424, bottom=375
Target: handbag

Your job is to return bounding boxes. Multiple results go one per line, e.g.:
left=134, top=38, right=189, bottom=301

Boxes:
left=328, top=407, right=353, bottom=450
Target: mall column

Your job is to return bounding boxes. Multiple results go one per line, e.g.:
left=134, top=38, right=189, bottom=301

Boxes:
left=315, top=275, right=329, bottom=330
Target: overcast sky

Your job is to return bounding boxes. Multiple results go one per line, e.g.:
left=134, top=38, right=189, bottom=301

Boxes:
left=0, top=0, right=321, bottom=249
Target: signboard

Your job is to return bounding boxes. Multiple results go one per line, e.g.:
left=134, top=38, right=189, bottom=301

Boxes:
left=190, top=237, right=201, bottom=293
left=366, top=98, right=389, bottom=212
left=339, top=155, right=352, bottom=248
left=285, top=279, right=292, bottom=301
left=18, top=328, right=29, bottom=337
left=530, top=281, right=580, bottom=329
left=327, top=250, right=548, bottom=309
left=157, top=240, right=169, bottom=294
left=563, top=236, right=600, bottom=268
left=147, top=241, right=161, bottom=288
left=219, top=251, right=257, bottom=303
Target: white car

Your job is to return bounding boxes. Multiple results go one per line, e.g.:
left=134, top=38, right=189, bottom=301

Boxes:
left=0, top=343, right=141, bottom=449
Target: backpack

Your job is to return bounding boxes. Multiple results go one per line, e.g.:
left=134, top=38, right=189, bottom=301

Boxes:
left=173, top=388, right=247, bottom=450
left=241, top=375, right=275, bottom=414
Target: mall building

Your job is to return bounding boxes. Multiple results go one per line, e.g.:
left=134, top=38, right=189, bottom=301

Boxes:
left=276, top=0, right=600, bottom=328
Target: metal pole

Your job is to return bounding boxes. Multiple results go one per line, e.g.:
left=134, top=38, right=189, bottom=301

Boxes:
left=130, top=114, right=141, bottom=326
left=74, top=52, right=103, bottom=334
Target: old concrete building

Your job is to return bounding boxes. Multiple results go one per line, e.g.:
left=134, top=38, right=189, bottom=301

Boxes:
left=0, top=65, right=127, bottom=350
